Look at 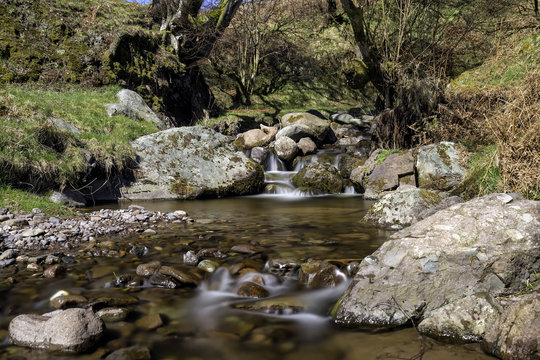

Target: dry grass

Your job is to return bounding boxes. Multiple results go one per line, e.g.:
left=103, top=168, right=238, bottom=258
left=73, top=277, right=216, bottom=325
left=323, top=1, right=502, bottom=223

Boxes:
left=428, top=71, right=539, bottom=198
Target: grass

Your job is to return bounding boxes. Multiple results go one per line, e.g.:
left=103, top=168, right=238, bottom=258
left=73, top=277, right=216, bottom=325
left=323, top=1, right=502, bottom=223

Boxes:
left=0, top=184, right=75, bottom=218
left=451, top=145, right=502, bottom=200
left=376, top=149, right=402, bottom=165
left=0, top=84, right=157, bottom=191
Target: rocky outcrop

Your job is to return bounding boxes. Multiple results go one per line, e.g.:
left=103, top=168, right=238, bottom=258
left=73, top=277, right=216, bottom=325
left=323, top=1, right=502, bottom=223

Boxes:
left=416, top=142, right=466, bottom=191
left=363, top=186, right=442, bottom=228
left=9, top=308, right=104, bottom=353
left=121, top=127, right=264, bottom=200
left=483, top=292, right=540, bottom=360
left=106, top=89, right=172, bottom=130
left=335, top=194, right=540, bottom=332
left=351, top=150, right=415, bottom=199
left=235, top=125, right=277, bottom=150
left=292, top=163, right=343, bottom=194
left=281, top=112, right=332, bottom=145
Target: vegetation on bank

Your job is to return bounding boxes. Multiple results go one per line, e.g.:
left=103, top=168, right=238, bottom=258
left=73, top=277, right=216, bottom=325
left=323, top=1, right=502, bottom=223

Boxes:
left=0, top=84, right=157, bottom=193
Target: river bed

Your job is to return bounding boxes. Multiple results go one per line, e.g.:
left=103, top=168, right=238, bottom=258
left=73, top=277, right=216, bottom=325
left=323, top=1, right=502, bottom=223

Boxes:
left=0, top=196, right=495, bottom=359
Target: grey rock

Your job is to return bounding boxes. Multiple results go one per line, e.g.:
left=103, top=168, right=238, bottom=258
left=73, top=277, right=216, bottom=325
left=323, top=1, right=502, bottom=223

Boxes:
left=9, top=308, right=104, bottom=353
left=351, top=150, right=415, bottom=199
left=49, top=118, right=81, bottom=136
left=105, top=345, right=151, bottom=360
left=281, top=112, right=331, bottom=144
left=49, top=190, right=87, bottom=208
left=121, top=127, right=264, bottom=200
left=483, top=292, right=540, bottom=360
left=21, top=228, right=46, bottom=238
left=363, top=186, right=442, bottom=227
left=297, top=137, right=317, bottom=155
left=416, top=142, right=466, bottom=191
left=96, top=307, right=130, bottom=322
left=236, top=125, right=277, bottom=149
left=418, top=293, right=502, bottom=342
left=276, top=124, right=316, bottom=142
left=331, top=113, right=373, bottom=129
left=183, top=250, right=198, bottom=266
left=106, top=89, right=172, bottom=130
left=250, top=147, right=269, bottom=164
left=0, top=249, right=17, bottom=261
left=292, top=163, right=343, bottom=194
left=274, top=136, right=298, bottom=163
left=335, top=194, right=540, bottom=330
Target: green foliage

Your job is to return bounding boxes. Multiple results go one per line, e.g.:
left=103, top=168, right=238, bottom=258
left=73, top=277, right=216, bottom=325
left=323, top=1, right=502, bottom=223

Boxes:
left=376, top=149, right=401, bottom=165
left=0, top=184, right=75, bottom=218
left=450, top=33, right=540, bottom=91
left=451, top=145, right=502, bottom=200
left=0, top=84, right=157, bottom=191
left=522, top=270, right=539, bottom=294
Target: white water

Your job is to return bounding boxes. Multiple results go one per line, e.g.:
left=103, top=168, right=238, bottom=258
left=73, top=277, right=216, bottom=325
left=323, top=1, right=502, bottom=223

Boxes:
left=261, top=149, right=358, bottom=197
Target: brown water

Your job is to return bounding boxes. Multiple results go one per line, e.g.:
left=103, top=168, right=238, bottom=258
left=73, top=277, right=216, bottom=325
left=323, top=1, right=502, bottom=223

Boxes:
left=0, top=196, right=495, bottom=359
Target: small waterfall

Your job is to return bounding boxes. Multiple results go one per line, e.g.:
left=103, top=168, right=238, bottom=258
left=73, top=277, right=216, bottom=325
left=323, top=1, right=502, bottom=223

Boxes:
left=260, top=149, right=358, bottom=197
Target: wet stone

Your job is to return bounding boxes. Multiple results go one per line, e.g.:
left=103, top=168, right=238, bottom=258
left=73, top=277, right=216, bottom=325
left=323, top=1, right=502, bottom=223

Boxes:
left=105, top=345, right=151, bottom=360
left=27, top=263, right=42, bottom=272
left=159, top=266, right=199, bottom=287
left=183, top=250, right=198, bottom=265
left=94, top=295, right=139, bottom=307
left=236, top=282, right=270, bottom=298
left=96, top=308, right=130, bottom=322
left=51, top=295, right=88, bottom=309
left=266, top=259, right=300, bottom=277
left=198, top=259, right=219, bottom=273
left=136, top=261, right=161, bottom=277
left=196, top=248, right=227, bottom=259
left=135, top=313, right=163, bottom=330
left=44, top=264, right=67, bottom=278
left=149, top=272, right=177, bottom=288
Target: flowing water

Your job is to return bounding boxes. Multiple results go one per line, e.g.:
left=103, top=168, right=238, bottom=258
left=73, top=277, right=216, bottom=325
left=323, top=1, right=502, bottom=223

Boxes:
left=0, top=150, right=495, bottom=359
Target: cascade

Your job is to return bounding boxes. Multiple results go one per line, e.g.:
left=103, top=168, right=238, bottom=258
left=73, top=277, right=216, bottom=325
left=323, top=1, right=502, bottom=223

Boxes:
left=261, top=149, right=358, bottom=197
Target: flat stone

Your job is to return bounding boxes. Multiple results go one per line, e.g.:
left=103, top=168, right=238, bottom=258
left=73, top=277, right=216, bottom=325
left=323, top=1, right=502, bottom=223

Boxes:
left=96, top=308, right=130, bottom=322
left=51, top=295, right=88, bottom=310
left=9, top=308, right=104, bottom=353
left=135, top=313, right=163, bottom=330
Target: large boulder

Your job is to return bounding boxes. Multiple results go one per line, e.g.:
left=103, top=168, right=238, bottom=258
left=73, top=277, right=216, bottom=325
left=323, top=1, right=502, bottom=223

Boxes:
left=416, top=142, right=466, bottom=191
left=483, top=291, right=540, bottom=360
left=292, top=163, right=343, bottom=194
left=335, top=194, right=540, bottom=331
left=417, top=293, right=503, bottom=343
left=363, top=186, right=442, bottom=228
left=351, top=150, right=415, bottom=199
left=274, top=136, right=298, bottom=163
left=121, top=127, right=264, bottom=200
left=106, top=89, right=172, bottom=130
left=276, top=124, right=316, bottom=142
left=281, top=112, right=332, bottom=145
left=235, top=125, right=278, bottom=150
left=9, top=308, right=104, bottom=353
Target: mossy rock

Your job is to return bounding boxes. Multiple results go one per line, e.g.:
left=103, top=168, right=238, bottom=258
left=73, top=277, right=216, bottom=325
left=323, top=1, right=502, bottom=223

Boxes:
left=292, top=163, right=343, bottom=194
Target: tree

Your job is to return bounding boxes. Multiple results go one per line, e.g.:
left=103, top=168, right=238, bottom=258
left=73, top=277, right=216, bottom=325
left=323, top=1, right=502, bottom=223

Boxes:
left=340, top=0, right=516, bottom=148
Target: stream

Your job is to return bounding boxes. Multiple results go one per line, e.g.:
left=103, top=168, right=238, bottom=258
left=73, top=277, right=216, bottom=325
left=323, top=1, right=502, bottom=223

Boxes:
left=0, top=149, right=495, bottom=359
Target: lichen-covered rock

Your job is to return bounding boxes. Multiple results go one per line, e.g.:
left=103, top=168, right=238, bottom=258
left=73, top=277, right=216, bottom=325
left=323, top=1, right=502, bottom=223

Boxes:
left=281, top=112, right=331, bottom=144
left=363, top=186, right=442, bottom=227
left=351, top=150, right=415, bottom=199
left=274, top=136, right=298, bottom=163
left=9, top=308, right=104, bottom=353
left=106, top=89, right=172, bottom=130
left=335, top=194, right=540, bottom=330
left=121, top=127, right=264, bottom=200
left=418, top=293, right=503, bottom=343
left=416, top=142, right=466, bottom=191
left=483, top=292, right=540, bottom=360
left=236, top=125, right=277, bottom=150
left=292, top=163, right=343, bottom=194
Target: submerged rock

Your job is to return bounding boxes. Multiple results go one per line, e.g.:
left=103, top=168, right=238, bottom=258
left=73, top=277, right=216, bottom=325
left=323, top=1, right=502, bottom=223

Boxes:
left=292, top=163, right=343, bottom=194
left=298, top=260, right=345, bottom=289
left=335, top=194, right=540, bottom=331
left=236, top=282, right=270, bottom=298
left=105, top=345, right=151, bottom=360
left=416, top=142, right=466, bottom=191
left=9, top=308, right=104, bottom=353
left=121, top=127, right=264, bottom=200
left=483, top=291, right=540, bottom=360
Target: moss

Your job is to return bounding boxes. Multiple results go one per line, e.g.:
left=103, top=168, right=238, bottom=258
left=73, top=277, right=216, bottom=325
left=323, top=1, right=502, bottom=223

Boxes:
left=376, top=149, right=402, bottom=165
left=436, top=143, right=451, bottom=167
left=369, top=177, right=388, bottom=192
left=419, top=189, right=442, bottom=206
left=171, top=182, right=198, bottom=198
